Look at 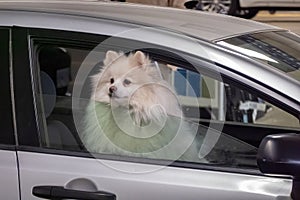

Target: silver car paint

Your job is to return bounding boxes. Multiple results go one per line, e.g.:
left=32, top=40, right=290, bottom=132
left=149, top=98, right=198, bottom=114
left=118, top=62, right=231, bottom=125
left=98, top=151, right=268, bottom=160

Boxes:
left=0, top=150, right=19, bottom=199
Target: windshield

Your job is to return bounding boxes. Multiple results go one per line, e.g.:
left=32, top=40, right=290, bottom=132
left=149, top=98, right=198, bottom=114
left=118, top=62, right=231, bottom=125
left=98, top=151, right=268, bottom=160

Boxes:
left=218, top=31, right=300, bottom=82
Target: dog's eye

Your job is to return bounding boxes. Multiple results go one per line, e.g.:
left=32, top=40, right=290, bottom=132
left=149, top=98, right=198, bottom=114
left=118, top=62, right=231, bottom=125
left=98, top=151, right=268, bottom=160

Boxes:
left=123, top=79, right=131, bottom=86
left=110, top=78, right=114, bottom=84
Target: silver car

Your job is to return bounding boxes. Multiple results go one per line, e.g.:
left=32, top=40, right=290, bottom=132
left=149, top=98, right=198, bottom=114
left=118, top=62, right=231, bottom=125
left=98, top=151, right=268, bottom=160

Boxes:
left=0, top=1, right=299, bottom=200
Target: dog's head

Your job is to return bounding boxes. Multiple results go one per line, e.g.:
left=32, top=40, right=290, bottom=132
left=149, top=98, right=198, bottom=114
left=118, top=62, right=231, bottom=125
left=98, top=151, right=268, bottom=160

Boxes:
left=93, top=50, right=161, bottom=104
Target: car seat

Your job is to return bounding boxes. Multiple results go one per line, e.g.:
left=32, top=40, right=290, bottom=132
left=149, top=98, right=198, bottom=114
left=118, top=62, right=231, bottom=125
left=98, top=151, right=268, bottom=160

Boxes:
left=41, top=71, right=80, bottom=150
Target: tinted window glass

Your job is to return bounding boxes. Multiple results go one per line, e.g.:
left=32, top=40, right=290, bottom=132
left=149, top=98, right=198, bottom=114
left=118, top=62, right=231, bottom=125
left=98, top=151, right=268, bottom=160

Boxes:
left=0, top=29, right=15, bottom=145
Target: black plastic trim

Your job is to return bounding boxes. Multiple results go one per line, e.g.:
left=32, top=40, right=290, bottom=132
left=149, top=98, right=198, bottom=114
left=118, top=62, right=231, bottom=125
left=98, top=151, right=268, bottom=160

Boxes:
left=0, top=28, right=15, bottom=145
left=12, top=27, right=40, bottom=147
left=32, top=185, right=116, bottom=200
left=0, top=144, right=16, bottom=151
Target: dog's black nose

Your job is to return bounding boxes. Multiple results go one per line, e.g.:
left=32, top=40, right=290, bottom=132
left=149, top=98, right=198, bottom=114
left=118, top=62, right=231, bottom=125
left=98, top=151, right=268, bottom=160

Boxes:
left=109, top=86, right=117, bottom=94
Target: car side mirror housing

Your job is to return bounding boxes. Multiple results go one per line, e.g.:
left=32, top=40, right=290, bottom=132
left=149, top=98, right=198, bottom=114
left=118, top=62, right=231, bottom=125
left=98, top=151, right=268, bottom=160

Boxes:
left=257, top=133, right=300, bottom=200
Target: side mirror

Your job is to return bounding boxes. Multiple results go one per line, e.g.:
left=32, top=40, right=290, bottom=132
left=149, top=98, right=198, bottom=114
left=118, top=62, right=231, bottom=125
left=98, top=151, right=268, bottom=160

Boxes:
left=257, top=133, right=300, bottom=200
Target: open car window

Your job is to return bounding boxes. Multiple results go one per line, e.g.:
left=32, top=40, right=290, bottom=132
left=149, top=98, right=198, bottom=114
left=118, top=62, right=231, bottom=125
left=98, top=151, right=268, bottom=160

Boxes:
left=30, top=33, right=298, bottom=174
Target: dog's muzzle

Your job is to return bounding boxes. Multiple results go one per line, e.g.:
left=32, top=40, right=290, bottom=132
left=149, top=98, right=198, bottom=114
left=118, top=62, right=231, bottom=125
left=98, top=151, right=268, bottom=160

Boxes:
left=109, top=86, right=117, bottom=97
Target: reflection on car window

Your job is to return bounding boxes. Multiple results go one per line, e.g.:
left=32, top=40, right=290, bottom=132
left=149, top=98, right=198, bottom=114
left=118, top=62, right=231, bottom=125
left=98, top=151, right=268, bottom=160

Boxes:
left=224, top=84, right=299, bottom=128
left=171, top=67, right=299, bottom=129
left=219, top=31, right=300, bottom=82
left=33, top=38, right=298, bottom=172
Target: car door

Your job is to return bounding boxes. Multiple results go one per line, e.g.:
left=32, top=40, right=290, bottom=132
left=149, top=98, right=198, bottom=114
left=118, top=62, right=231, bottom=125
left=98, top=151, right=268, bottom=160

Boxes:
left=0, top=28, right=19, bottom=199
left=14, top=27, right=295, bottom=200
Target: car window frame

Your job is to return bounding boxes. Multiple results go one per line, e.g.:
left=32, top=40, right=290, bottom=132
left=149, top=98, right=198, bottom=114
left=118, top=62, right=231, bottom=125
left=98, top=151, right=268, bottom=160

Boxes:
left=19, top=27, right=299, bottom=176
left=0, top=27, right=16, bottom=149
left=12, top=27, right=40, bottom=147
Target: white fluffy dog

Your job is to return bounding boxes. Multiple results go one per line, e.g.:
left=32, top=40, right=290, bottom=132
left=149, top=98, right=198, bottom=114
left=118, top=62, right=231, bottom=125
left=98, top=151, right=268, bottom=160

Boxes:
left=80, top=51, right=200, bottom=161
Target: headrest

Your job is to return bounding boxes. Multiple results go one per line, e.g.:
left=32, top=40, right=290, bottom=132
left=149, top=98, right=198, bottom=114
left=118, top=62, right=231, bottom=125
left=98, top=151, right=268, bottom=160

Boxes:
left=40, top=71, right=56, bottom=118
left=38, top=46, right=71, bottom=96
left=39, top=47, right=71, bottom=70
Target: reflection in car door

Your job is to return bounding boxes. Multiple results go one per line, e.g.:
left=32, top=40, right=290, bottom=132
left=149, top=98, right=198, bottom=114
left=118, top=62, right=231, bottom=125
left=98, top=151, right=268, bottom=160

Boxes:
left=14, top=27, right=293, bottom=200
left=0, top=28, right=19, bottom=199
left=17, top=150, right=293, bottom=200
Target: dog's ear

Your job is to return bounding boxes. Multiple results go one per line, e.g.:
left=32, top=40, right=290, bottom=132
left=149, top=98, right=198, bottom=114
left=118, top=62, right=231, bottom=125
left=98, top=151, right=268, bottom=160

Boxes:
left=103, top=50, right=119, bottom=66
left=133, top=51, right=147, bottom=66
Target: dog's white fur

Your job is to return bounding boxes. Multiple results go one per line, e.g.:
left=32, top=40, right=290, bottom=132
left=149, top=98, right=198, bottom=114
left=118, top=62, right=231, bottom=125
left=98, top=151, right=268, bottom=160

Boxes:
left=92, top=50, right=182, bottom=125
left=80, top=51, right=200, bottom=161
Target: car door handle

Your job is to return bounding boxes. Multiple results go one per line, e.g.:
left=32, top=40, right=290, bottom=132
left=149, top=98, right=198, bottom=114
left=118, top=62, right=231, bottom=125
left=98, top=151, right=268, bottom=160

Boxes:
left=32, top=185, right=116, bottom=200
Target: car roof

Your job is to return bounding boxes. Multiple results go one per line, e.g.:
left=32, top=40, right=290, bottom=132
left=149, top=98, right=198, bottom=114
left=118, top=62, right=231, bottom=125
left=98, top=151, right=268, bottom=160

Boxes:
left=0, top=0, right=282, bottom=41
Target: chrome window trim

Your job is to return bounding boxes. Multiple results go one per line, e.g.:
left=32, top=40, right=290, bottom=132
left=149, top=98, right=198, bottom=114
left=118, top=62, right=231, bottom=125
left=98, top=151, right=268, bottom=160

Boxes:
left=9, top=28, right=18, bottom=146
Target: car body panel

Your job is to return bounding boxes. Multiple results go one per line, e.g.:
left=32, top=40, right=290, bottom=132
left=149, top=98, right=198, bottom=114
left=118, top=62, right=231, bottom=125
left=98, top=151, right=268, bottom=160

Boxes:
left=0, top=1, right=282, bottom=41
left=18, top=151, right=292, bottom=200
left=0, top=150, right=20, bottom=199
